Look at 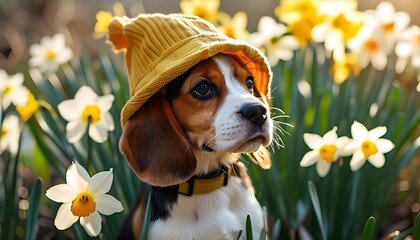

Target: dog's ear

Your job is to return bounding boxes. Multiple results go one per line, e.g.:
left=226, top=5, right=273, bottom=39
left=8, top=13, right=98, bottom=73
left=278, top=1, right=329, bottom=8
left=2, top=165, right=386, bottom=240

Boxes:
left=120, top=90, right=196, bottom=187
left=248, top=146, right=272, bottom=169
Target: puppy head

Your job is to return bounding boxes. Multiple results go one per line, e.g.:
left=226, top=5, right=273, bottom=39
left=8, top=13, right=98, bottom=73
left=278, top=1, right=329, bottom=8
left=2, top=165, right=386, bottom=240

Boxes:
left=120, top=54, right=273, bottom=186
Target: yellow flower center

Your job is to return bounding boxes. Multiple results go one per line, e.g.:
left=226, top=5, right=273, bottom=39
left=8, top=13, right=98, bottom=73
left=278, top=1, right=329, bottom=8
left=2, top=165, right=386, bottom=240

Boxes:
left=16, top=92, right=40, bottom=122
left=365, top=39, right=378, bottom=53
left=45, top=49, right=56, bottom=60
left=71, top=192, right=96, bottom=217
left=331, top=14, right=361, bottom=41
left=416, top=35, right=420, bottom=44
left=1, top=127, right=7, bottom=137
left=193, top=6, right=209, bottom=20
left=382, top=23, right=395, bottom=33
left=290, top=19, right=312, bottom=46
left=3, top=84, right=12, bottom=95
left=82, top=105, right=101, bottom=123
left=361, top=140, right=378, bottom=158
left=319, top=144, right=337, bottom=163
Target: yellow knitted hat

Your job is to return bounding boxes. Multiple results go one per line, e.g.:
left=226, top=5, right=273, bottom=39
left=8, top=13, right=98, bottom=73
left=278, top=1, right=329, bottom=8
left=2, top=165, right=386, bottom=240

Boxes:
left=107, top=13, right=272, bottom=127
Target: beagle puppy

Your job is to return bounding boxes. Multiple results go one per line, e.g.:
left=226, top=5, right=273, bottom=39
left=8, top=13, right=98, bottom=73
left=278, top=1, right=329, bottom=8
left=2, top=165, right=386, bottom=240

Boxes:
left=118, top=54, right=273, bottom=239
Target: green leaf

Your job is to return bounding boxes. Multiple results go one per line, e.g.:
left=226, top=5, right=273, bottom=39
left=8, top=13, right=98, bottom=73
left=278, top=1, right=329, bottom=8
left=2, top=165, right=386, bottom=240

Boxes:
left=25, top=178, right=42, bottom=240
left=139, top=189, right=152, bottom=240
left=246, top=215, right=253, bottom=240
left=308, top=181, right=326, bottom=240
left=414, top=212, right=420, bottom=240
left=270, top=219, right=281, bottom=240
left=361, top=216, right=376, bottom=240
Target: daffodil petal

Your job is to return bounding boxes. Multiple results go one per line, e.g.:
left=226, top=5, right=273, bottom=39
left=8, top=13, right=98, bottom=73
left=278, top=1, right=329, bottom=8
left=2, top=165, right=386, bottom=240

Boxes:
left=54, top=203, right=79, bottom=230
left=351, top=121, right=368, bottom=140
left=316, top=160, right=331, bottom=177
left=75, top=86, right=98, bottom=104
left=342, top=139, right=360, bottom=156
left=335, top=136, right=350, bottom=149
left=323, top=127, right=338, bottom=143
left=102, top=112, right=115, bottom=131
left=89, top=123, right=108, bottom=143
left=66, top=162, right=90, bottom=192
left=97, top=95, right=114, bottom=113
left=80, top=211, right=102, bottom=237
left=46, top=184, right=77, bottom=203
left=300, top=150, right=320, bottom=167
left=95, top=194, right=124, bottom=215
left=88, top=170, right=113, bottom=197
left=303, top=133, right=323, bottom=149
left=66, top=120, right=86, bottom=143
left=368, top=152, right=385, bottom=168
left=58, top=99, right=85, bottom=121
left=376, top=139, right=395, bottom=153
left=350, top=150, right=366, bottom=171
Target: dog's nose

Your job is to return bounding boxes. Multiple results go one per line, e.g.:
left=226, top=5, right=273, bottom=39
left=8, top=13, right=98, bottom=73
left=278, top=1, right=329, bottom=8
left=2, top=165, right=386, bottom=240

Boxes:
left=240, top=103, right=267, bottom=126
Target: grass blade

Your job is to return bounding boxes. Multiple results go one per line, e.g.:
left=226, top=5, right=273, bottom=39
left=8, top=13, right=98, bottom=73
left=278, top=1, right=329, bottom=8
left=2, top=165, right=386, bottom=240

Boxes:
left=25, top=178, right=42, bottom=240
left=361, top=216, right=376, bottom=240
left=246, top=214, right=253, bottom=240
left=139, top=188, right=152, bottom=240
left=308, top=181, right=326, bottom=240
left=414, top=212, right=420, bottom=240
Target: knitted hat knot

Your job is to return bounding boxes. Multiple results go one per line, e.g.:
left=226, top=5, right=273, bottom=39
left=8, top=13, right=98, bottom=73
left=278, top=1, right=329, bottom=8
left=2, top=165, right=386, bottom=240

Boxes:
left=107, top=13, right=272, bottom=127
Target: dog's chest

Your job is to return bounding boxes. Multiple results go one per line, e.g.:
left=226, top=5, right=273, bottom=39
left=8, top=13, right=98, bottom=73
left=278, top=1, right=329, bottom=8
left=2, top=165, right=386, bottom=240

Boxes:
left=148, top=177, right=263, bottom=240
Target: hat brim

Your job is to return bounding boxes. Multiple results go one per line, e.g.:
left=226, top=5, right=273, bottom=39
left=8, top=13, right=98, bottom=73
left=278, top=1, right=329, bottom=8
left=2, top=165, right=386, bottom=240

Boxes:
left=121, top=33, right=272, bottom=126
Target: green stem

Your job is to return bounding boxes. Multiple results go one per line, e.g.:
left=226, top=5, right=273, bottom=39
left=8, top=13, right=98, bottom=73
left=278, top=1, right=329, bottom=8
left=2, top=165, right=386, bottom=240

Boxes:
left=86, top=116, right=93, bottom=175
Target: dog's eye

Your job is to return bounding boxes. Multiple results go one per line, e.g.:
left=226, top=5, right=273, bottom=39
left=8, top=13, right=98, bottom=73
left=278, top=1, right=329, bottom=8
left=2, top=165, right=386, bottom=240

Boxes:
left=192, top=80, right=215, bottom=99
left=246, top=76, right=254, bottom=92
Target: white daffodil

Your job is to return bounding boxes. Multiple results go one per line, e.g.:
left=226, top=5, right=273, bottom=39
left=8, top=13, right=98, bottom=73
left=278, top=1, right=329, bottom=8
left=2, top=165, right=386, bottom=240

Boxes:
left=300, top=127, right=349, bottom=177
left=29, top=33, right=73, bottom=74
left=395, top=26, right=420, bottom=72
left=0, top=114, right=20, bottom=155
left=58, top=86, right=115, bottom=143
left=344, top=121, right=395, bottom=171
left=365, top=1, right=410, bottom=53
left=0, top=70, right=29, bottom=110
left=347, top=24, right=388, bottom=71
left=247, top=16, right=299, bottom=65
left=46, top=162, right=124, bottom=237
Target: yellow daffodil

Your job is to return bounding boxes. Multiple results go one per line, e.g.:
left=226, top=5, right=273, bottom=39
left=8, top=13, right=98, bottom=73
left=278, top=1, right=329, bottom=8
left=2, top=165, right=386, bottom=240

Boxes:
left=331, top=53, right=361, bottom=84
left=275, top=0, right=323, bottom=46
left=16, top=91, right=40, bottom=122
left=94, top=11, right=114, bottom=39
left=180, top=0, right=220, bottom=24
left=0, top=114, right=20, bottom=155
left=46, top=162, right=124, bottom=237
left=217, top=11, right=249, bottom=40
left=94, top=2, right=126, bottom=39
left=300, top=127, right=349, bottom=177
left=0, top=70, right=28, bottom=110
left=312, top=1, right=363, bottom=58
left=57, top=86, right=115, bottom=143
left=344, top=121, right=395, bottom=171
left=247, top=16, right=299, bottom=65
left=29, top=34, right=73, bottom=74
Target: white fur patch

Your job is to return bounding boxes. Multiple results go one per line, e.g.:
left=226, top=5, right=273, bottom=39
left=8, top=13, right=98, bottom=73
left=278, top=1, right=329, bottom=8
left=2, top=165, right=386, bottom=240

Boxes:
left=212, top=55, right=273, bottom=153
left=148, top=177, right=264, bottom=239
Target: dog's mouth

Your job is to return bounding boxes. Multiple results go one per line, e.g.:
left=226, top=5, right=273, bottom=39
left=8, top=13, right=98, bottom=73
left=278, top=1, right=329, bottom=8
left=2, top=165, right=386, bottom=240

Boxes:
left=232, top=136, right=265, bottom=153
left=202, top=144, right=216, bottom=152
left=202, top=134, right=268, bottom=153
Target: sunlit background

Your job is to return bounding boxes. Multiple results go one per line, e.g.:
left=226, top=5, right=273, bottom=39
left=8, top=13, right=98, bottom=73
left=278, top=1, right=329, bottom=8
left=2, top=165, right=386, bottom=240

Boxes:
left=0, top=0, right=419, bottom=239
left=2, top=0, right=420, bottom=71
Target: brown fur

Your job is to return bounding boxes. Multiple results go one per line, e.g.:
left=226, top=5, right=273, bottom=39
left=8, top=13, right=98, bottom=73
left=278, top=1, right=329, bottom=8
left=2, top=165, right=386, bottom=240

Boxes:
left=119, top=90, right=196, bottom=187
